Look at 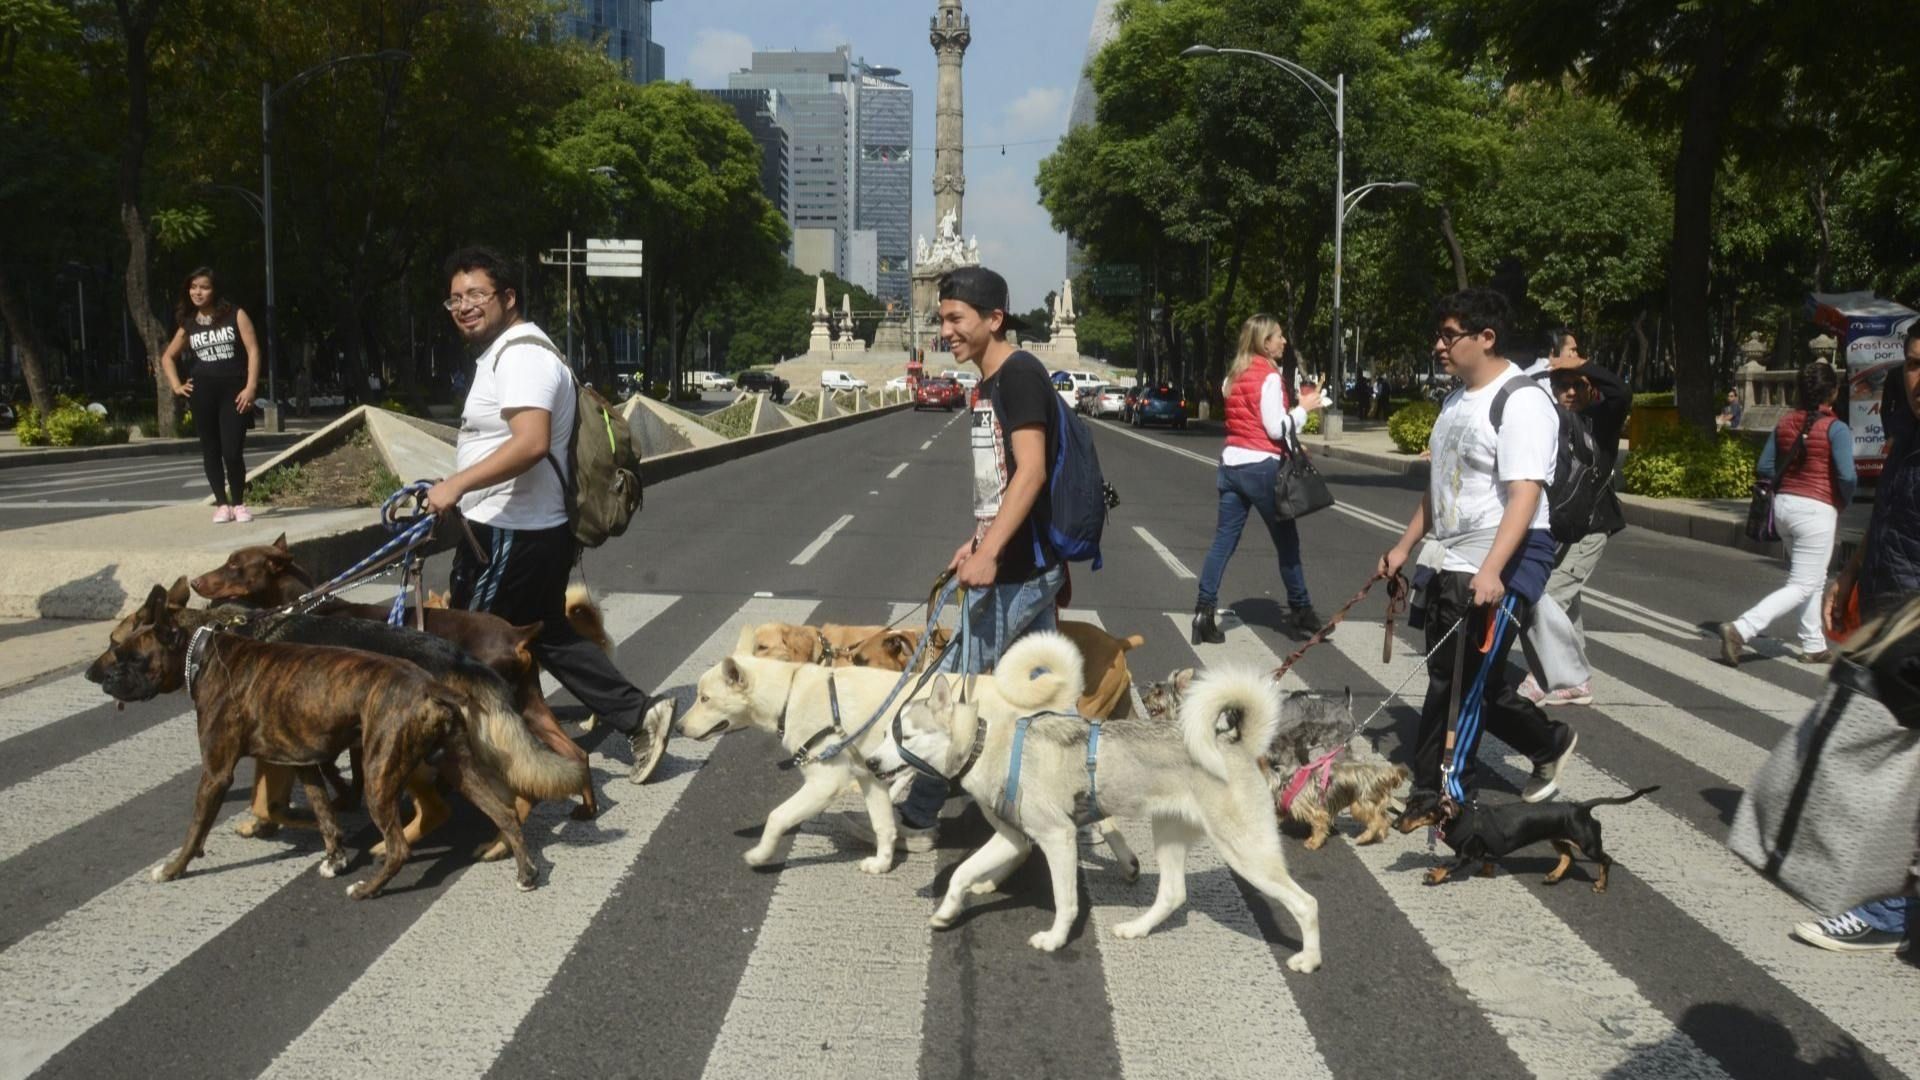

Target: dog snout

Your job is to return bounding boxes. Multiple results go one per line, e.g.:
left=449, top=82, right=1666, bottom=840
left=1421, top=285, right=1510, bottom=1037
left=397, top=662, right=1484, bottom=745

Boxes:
left=83, top=655, right=109, bottom=685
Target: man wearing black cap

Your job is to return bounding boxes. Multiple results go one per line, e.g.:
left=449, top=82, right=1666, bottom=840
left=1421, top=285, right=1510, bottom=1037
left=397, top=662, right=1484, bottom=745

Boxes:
left=892, top=266, right=1065, bottom=849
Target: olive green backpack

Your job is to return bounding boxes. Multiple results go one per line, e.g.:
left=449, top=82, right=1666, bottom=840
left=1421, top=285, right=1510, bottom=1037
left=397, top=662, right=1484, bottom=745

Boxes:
left=495, top=334, right=643, bottom=548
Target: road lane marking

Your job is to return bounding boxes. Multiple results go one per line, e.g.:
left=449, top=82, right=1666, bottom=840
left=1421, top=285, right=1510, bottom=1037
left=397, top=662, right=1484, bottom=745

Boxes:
left=790, top=514, right=854, bottom=566
left=888, top=463, right=908, bottom=479
left=0, top=500, right=188, bottom=510
left=261, top=596, right=805, bottom=1080
left=1133, top=526, right=1195, bottom=579
left=919, top=440, right=933, bottom=451
left=1589, top=631, right=1813, bottom=725
left=1101, top=422, right=1709, bottom=643
left=0, top=674, right=126, bottom=749
left=1328, top=622, right=1920, bottom=1075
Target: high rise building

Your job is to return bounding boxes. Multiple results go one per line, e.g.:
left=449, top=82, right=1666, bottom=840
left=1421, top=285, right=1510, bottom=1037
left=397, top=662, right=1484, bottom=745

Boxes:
left=559, top=0, right=665, bottom=84
left=730, top=48, right=855, bottom=279
left=853, top=64, right=912, bottom=304
left=699, top=88, right=794, bottom=232
left=1065, top=0, right=1120, bottom=280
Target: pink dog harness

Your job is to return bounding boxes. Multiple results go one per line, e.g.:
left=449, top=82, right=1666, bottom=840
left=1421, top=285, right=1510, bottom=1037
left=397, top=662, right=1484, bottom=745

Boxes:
left=1278, top=745, right=1345, bottom=815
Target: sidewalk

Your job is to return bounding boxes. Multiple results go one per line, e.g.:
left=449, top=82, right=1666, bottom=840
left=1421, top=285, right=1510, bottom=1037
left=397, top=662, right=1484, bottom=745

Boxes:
left=1300, top=423, right=1871, bottom=562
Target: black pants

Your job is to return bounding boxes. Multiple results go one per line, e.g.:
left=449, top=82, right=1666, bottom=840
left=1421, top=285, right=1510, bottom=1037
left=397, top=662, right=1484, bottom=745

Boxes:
left=1410, top=570, right=1567, bottom=800
left=449, top=519, right=647, bottom=735
left=191, top=374, right=248, bottom=505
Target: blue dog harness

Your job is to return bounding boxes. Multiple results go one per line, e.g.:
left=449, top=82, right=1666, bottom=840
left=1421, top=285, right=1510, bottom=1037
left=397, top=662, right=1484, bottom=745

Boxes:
left=998, top=711, right=1103, bottom=823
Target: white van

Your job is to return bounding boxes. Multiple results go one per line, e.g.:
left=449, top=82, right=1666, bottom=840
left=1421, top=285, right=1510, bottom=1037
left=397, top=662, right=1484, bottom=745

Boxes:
left=1054, top=370, right=1102, bottom=407
left=689, top=371, right=734, bottom=392
left=821, top=370, right=868, bottom=391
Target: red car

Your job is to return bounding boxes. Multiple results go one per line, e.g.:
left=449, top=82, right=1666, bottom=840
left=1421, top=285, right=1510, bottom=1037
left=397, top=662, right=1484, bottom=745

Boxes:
left=915, top=376, right=964, bottom=411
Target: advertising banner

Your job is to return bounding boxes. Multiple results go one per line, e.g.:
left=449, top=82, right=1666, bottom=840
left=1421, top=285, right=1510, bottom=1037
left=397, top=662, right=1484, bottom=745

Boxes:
left=1807, top=291, right=1918, bottom=478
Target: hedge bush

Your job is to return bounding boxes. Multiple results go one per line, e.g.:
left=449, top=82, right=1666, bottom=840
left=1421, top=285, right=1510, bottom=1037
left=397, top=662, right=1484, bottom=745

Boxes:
left=1620, top=425, right=1758, bottom=499
left=1632, top=391, right=1676, bottom=408
left=1303, top=410, right=1323, bottom=436
left=15, top=397, right=127, bottom=447
left=1387, top=401, right=1441, bottom=454
left=787, top=394, right=819, bottom=422
left=697, top=397, right=755, bottom=439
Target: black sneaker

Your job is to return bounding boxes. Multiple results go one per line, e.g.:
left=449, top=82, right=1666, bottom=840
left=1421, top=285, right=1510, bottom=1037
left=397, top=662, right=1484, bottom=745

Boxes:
left=1792, top=912, right=1907, bottom=953
left=1292, top=606, right=1333, bottom=638
left=1523, top=728, right=1577, bottom=803
left=627, top=695, right=673, bottom=785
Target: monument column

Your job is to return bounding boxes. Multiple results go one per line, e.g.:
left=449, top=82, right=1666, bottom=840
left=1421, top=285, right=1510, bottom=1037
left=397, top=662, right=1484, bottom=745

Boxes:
left=930, top=0, right=970, bottom=235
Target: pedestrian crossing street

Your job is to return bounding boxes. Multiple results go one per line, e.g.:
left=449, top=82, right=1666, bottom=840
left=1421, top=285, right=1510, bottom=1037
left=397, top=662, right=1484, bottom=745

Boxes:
left=1, top=590, right=1914, bottom=1080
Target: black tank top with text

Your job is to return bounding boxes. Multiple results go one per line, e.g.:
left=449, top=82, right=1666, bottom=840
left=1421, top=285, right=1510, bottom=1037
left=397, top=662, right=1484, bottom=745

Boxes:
left=185, top=310, right=245, bottom=379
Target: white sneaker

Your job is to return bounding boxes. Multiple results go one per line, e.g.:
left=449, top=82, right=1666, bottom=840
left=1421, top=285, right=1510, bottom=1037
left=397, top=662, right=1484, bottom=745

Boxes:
left=212, top=505, right=233, bottom=524
left=231, top=504, right=253, bottom=523
left=1517, top=674, right=1547, bottom=705
left=1540, top=681, right=1594, bottom=707
left=1523, top=730, right=1578, bottom=803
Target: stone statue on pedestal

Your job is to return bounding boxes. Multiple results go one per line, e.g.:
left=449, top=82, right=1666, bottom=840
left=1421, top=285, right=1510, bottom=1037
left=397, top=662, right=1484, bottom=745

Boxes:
left=806, top=274, right=833, bottom=355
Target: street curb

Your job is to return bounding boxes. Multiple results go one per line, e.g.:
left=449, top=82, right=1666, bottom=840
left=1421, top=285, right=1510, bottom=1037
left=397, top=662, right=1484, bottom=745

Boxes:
left=0, top=432, right=302, bottom=470
left=1302, top=436, right=1867, bottom=568
left=639, top=401, right=912, bottom=486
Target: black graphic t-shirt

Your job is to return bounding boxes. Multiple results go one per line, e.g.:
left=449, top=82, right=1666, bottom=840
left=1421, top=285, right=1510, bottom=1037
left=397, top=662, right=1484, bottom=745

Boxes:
left=970, top=350, right=1059, bottom=583
left=184, top=310, right=245, bottom=379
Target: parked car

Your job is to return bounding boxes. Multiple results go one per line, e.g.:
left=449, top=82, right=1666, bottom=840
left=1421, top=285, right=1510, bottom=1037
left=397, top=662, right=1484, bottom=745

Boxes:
left=821, top=370, right=868, bottom=391
left=951, top=370, right=979, bottom=391
left=915, top=376, right=964, bottom=411
left=1093, top=385, right=1128, bottom=419
left=689, top=370, right=734, bottom=392
left=1130, top=384, right=1187, bottom=429
left=1120, top=386, right=1145, bottom=422
left=1054, top=370, right=1103, bottom=408
left=735, top=370, right=789, bottom=402
left=885, top=376, right=910, bottom=392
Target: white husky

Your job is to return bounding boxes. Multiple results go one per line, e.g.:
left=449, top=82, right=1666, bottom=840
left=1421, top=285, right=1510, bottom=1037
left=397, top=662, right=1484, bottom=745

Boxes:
left=676, top=626, right=1082, bottom=874
left=871, top=641, right=1322, bottom=968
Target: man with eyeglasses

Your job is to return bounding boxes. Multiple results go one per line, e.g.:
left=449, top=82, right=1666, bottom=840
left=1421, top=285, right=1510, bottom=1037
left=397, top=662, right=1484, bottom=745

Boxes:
left=425, top=246, right=672, bottom=785
left=1379, top=287, right=1579, bottom=815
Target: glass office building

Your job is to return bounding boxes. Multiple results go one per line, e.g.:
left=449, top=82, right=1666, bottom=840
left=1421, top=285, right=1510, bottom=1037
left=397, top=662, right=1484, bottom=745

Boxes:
left=855, top=71, right=913, bottom=305
left=560, top=0, right=665, bottom=84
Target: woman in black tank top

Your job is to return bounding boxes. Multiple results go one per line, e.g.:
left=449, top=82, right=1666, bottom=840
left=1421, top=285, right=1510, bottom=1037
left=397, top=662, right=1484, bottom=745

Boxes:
left=159, top=266, right=262, bottom=521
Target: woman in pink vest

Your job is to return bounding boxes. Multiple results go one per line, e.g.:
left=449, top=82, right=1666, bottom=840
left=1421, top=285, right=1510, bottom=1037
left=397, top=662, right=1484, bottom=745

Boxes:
left=1718, top=361, right=1856, bottom=665
left=1193, top=314, right=1328, bottom=644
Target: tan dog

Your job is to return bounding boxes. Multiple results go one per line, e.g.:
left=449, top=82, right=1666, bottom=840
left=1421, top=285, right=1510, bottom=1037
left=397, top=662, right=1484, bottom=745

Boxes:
left=749, top=619, right=1143, bottom=720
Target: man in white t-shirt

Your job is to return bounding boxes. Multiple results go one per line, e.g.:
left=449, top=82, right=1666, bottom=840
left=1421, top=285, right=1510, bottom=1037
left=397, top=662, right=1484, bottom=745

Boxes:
left=1380, top=288, right=1577, bottom=812
left=425, top=246, right=671, bottom=784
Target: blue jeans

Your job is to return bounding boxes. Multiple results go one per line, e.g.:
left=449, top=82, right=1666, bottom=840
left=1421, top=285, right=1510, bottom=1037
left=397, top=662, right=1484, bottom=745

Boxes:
left=900, top=566, right=1066, bottom=829
left=1196, top=459, right=1311, bottom=610
left=1853, top=896, right=1913, bottom=937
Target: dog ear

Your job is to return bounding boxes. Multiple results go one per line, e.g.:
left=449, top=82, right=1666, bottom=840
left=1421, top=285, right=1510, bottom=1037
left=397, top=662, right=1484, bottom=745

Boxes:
left=141, top=584, right=174, bottom=627
left=721, top=657, right=747, bottom=688
left=271, top=533, right=289, bottom=553
left=929, top=627, right=952, bottom=651
left=166, top=576, right=192, bottom=611
left=1172, top=668, right=1194, bottom=693
left=930, top=674, right=952, bottom=710
left=883, top=632, right=914, bottom=665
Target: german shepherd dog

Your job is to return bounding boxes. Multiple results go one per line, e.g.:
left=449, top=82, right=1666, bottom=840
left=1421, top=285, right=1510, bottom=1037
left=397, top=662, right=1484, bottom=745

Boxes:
left=190, top=536, right=607, bottom=832
left=86, top=585, right=539, bottom=898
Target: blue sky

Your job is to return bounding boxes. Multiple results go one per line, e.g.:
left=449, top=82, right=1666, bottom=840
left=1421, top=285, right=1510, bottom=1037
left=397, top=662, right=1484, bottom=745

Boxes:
left=653, top=0, right=1102, bottom=312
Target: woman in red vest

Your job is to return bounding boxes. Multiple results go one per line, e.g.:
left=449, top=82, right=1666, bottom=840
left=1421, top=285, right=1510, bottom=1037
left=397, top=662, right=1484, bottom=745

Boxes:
left=1718, top=361, right=1856, bottom=665
left=1193, top=314, right=1328, bottom=644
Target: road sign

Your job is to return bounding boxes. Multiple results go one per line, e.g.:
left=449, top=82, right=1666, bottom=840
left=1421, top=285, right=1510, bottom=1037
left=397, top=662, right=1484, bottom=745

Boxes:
left=1088, top=263, right=1141, bottom=297
left=586, top=238, right=644, bottom=278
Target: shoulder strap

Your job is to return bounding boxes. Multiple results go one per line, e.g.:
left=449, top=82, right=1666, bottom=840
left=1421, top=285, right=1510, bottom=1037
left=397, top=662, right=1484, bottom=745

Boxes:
left=487, top=329, right=574, bottom=490
left=1489, top=376, right=1549, bottom=432
left=1775, top=413, right=1820, bottom=483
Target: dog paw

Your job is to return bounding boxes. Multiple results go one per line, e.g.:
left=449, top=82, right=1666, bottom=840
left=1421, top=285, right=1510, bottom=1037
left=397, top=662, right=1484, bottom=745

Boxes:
left=346, top=881, right=373, bottom=900
left=516, top=871, right=539, bottom=893
left=1112, top=919, right=1152, bottom=940
left=1303, top=835, right=1327, bottom=851
left=316, top=857, right=343, bottom=879
left=743, top=845, right=778, bottom=868
left=580, top=714, right=599, bottom=733
left=1122, top=857, right=1141, bottom=883
left=149, top=861, right=180, bottom=884
left=929, top=909, right=957, bottom=930
left=1028, top=929, right=1069, bottom=952
left=1286, top=951, right=1323, bottom=974
left=1424, top=867, right=1449, bottom=886
left=858, top=853, right=894, bottom=875
left=234, top=817, right=264, bottom=838
left=1592, top=883, right=1607, bottom=894
left=569, top=803, right=598, bottom=822
left=473, top=841, right=510, bottom=863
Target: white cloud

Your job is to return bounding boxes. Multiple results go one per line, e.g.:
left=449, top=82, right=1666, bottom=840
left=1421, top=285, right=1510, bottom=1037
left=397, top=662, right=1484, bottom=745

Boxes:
left=1000, top=87, right=1068, bottom=141
left=683, top=28, right=754, bottom=86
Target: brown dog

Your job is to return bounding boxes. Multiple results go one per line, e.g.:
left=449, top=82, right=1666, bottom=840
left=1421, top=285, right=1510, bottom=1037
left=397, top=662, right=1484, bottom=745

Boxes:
left=746, top=619, right=1143, bottom=720
left=86, top=585, right=538, bottom=898
left=191, top=537, right=601, bottom=836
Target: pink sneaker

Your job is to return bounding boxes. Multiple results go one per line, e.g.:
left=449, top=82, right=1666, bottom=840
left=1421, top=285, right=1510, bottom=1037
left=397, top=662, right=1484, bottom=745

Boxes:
left=212, top=505, right=234, bottom=524
left=232, top=504, right=253, bottom=523
left=1517, top=673, right=1546, bottom=705
left=1541, top=681, right=1594, bottom=707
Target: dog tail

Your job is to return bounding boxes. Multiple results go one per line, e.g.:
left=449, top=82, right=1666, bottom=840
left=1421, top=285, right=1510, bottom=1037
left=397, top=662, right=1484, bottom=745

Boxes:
left=1578, top=785, right=1660, bottom=811
left=1119, top=633, right=1145, bottom=652
left=1179, top=667, right=1281, bottom=784
left=455, top=672, right=589, bottom=800
left=565, top=585, right=612, bottom=655
left=994, top=630, right=1085, bottom=714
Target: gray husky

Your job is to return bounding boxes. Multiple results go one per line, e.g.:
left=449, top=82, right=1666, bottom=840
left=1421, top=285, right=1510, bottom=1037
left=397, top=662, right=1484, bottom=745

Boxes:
left=869, top=642, right=1322, bottom=969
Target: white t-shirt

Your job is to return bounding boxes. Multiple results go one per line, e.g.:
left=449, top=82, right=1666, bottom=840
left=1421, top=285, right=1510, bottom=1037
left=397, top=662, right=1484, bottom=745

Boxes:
left=1428, top=362, right=1557, bottom=571
left=455, top=323, right=575, bottom=530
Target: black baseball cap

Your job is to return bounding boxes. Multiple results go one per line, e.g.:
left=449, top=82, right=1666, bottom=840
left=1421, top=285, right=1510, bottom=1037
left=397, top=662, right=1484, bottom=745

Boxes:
left=938, top=266, right=1029, bottom=333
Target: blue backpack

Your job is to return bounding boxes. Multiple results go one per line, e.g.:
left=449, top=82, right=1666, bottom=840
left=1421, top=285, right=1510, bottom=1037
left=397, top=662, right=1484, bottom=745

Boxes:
left=992, top=374, right=1118, bottom=570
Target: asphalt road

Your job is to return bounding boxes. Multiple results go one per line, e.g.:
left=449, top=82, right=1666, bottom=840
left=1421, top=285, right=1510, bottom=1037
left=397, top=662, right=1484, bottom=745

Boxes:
left=0, top=406, right=1912, bottom=1080
left=0, top=447, right=287, bottom=530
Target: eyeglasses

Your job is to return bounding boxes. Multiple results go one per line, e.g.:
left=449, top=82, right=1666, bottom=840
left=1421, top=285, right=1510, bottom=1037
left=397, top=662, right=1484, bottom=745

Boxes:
left=1433, top=327, right=1473, bottom=348
left=443, top=290, right=496, bottom=312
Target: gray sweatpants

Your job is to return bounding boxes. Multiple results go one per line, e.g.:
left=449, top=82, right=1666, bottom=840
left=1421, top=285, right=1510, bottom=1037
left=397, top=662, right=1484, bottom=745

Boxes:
left=1521, top=532, right=1610, bottom=691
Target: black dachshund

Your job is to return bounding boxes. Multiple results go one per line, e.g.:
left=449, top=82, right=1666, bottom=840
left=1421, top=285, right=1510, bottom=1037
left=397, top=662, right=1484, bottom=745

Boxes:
left=1396, top=787, right=1660, bottom=892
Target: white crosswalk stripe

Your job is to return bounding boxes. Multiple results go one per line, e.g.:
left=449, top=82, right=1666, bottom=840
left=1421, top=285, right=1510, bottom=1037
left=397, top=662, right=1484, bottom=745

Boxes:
left=2, top=595, right=1912, bottom=1080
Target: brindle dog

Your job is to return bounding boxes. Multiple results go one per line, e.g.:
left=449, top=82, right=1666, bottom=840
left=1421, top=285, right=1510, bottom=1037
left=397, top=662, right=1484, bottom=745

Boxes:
left=86, top=585, right=539, bottom=898
left=190, top=535, right=599, bottom=829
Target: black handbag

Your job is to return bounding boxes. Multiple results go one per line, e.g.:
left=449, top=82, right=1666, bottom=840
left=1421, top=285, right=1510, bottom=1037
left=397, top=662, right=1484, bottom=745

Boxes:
left=1271, top=431, right=1335, bottom=520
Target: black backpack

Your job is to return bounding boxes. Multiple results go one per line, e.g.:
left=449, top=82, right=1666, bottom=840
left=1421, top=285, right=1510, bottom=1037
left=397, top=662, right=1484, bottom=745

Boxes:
left=1492, top=378, right=1602, bottom=545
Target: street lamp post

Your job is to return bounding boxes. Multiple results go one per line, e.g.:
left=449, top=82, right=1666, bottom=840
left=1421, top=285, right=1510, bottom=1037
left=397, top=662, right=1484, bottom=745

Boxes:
left=262, top=50, right=409, bottom=431
left=1181, top=45, right=1418, bottom=435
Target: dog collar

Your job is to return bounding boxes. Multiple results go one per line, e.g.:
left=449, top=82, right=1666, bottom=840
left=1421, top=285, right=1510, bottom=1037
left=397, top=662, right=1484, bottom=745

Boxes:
left=814, top=629, right=837, bottom=666
left=184, top=625, right=217, bottom=698
left=780, top=672, right=851, bottom=771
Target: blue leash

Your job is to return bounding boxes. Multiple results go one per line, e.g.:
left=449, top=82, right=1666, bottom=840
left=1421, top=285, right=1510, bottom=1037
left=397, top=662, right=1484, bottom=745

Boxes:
left=285, top=481, right=440, bottom=625
left=998, top=711, right=1101, bottom=822
left=811, top=575, right=972, bottom=766
left=1442, top=596, right=1517, bottom=806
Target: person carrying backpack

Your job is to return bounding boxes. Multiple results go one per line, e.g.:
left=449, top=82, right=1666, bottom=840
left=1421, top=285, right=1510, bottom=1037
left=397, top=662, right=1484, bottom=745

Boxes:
left=425, top=246, right=672, bottom=784
left=1192, top=314, right=1328, bottom=645
left=1717, top=361, right=1856, bottom=666
left=887, top=266, right=1072, bottom=850
left=1380, top=288, right=1579, bottom=811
